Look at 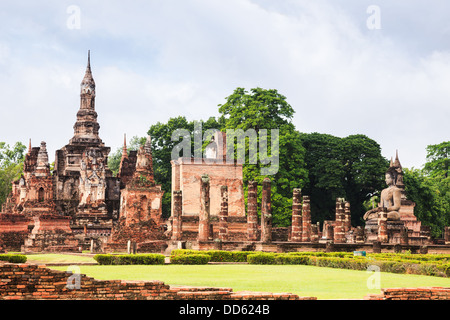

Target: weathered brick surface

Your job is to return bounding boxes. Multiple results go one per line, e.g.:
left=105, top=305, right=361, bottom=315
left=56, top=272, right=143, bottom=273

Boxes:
left=171, top=158, right=245, bottom=217
left=365, top=287, right=450, bottom=300
left=0, top=263, right=312, bottom=300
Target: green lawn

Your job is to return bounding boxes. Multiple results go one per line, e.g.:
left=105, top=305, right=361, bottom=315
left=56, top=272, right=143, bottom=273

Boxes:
left=51, top=263, right=450, bottom=300
left=25, top=253, right=96, bottom=264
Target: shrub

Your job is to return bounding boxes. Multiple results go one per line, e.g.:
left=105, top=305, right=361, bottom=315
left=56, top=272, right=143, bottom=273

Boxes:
left=170, top=249, right=255, bottom=263
left=170, top=254, right=210, bottom=265
left=230, top=251, right=255, bottom=262
left=94, top=254, right=165, bottom=265
left=0, top=254, right=27, bottom=263
left=376, top=261, right=406, bottom=274
left=247, top=253, right=276, bottom=264
left=274, top=254, right=310, bottom=265
left=206, top=250, right=233, bottom=262
left=93, top=254, right=113, bottom=265
left=170, top=249, right=199, bottom=257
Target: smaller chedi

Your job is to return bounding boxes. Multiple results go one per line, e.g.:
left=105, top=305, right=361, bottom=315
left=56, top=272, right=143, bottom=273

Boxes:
left=363, top=151, right=430, bottom=244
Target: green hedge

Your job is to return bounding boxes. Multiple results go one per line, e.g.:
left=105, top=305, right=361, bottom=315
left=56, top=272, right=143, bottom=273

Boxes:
left=245, top=252, right=450, bottom=277
left=170, top=254, right=210, bottom=265
left=170, top=249, right=253, bottom=262
left=93, top=254, right=165, bottom=265
left=0, top=254, right=27, bottom=263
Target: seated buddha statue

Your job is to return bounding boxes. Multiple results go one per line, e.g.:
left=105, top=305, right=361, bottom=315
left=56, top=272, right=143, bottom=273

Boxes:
left=363, top=169, right=401, bottom=221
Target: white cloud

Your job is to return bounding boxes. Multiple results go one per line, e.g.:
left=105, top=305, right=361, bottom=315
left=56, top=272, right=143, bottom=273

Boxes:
left=0, top=0, right=448, bottom=169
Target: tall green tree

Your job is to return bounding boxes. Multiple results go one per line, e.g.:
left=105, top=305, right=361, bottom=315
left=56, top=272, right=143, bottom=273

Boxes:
left=148, top=116, right=225, bottom=219
left=424, top=141, right=449, bottom=179
left=403, top=168, right=448, bottom=238
left=300, top=133, right=388, bottom=226
left=218, top=87, right=308, bottom=226
left=0, top=141, right=26, bottom=207
left=404, top=141, right=450, bottom=238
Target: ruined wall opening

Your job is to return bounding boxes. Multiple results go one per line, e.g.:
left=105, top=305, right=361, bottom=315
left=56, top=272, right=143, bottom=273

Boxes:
left=38, top=187, right=45, bottom=202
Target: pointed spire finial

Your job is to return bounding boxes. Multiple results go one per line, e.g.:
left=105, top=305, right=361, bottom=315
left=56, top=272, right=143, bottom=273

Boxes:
left=122, top=133, right=128, bottom=158
left=28, top=138, right=32, bottom=154
left=80, top=50, right=95, bottom=94
left=394, top=149, right=402, bottom=168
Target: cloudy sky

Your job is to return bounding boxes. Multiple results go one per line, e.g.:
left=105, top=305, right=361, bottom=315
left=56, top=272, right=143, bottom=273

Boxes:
left=0, top=0, right=449, bottom=169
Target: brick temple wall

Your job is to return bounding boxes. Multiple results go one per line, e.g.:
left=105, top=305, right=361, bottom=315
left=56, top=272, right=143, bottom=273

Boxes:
left=171, top=158, right=245, bottom=217
left=0, top=263, right=312, bottom=300
left=0, top=214, right=30, bottom=251
left=365, top=287, right=450, bottom=300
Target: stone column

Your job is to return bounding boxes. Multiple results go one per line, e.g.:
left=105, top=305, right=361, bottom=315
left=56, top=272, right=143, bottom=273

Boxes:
left=311, top=223, right=319, bottom=243
left=344, top=201, right=351, bottom=232
left=326, top=223, right=334, bottom=241
left=372, top=241, right=381, bottom=253
left=290, top=188, right=302, bottom=242
left=261, top=178, right=272, bottom=243
left=198, top=174, right=211, bottom=242
left=301, top=195, right=311, bottom=242
left=247, top=181, right=258, bottom=241
left=444, top=227, right=450, bottom=245
left=219, top=186, right=228, bottom=241
left=400, top=226, right=409, bottom=246
left=171, top=190, right=183, bottom=241
left=334, top=198, right=346, bottom=243
left=355, top=226, right=365, bottom=244
left=378, top=207, right=388, bottom=243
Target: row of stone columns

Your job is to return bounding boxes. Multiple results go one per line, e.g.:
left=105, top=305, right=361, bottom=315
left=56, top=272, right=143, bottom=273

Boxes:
left=172, top=176, right=360, bottom=244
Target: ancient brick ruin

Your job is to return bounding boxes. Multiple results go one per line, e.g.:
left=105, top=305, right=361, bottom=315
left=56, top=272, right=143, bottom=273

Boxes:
left=0, top=262, right=308, bottom=300
left=0, top=53, right=448, bottom=256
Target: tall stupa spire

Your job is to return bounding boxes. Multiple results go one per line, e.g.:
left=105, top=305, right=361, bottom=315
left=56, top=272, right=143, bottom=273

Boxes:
left=70, top=50, right=102, bottom=145
left=80, top=50, right=95, bottom=97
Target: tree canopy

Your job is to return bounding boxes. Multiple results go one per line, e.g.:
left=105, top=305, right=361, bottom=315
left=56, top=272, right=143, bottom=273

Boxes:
left=0, top=141, right=26, bottom=206
left=300, top=132, right=388, bottom=226
left=404, top=141, right=450, bottom=238
left=218, top=87, right=308, bottom=226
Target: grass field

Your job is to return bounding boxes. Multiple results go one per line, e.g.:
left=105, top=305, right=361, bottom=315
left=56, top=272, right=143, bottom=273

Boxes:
left=25, top=253, right=97, bottom=264
left=51, top=262, right=450, bottom=300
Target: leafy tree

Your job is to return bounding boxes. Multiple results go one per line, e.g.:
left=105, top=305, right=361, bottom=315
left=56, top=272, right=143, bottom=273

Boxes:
left=148, top=116, right=225, bottom=219
left=218, top=87, right=308, bottom=226
left=300, top=133, right=345, bottom=224
left=340, top=134, right=389, bottom=225
left=300, top=133, right=388, bottom=227
left=404, top=141, right=450, bottom=238
left=424, top=141, right=449, bottom=179
left=0, top=142, right=26, bottom=207
left=403, top=168, right=448, bottom=238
